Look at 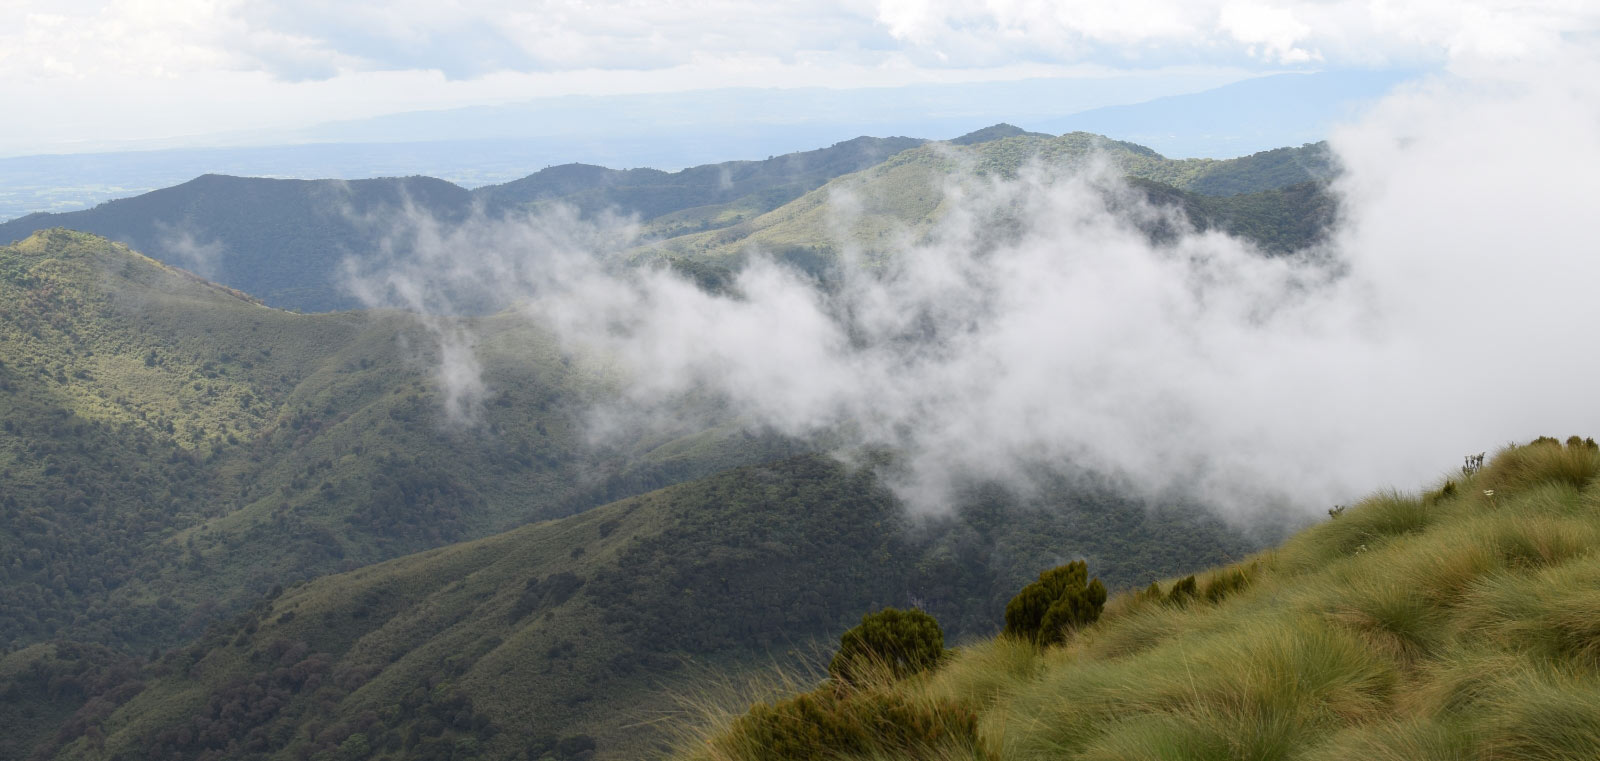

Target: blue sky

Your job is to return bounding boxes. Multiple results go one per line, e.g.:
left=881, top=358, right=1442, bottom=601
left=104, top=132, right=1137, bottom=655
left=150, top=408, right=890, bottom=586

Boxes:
left=0, top=1, right=1594, bottom=157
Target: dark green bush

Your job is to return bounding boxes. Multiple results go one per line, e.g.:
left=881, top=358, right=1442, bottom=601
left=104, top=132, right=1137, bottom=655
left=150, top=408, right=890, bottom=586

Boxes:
left=1425, top=480, right=1458, bottom=505
left=721, top=686, right=981, bottom=761
left=1166, top=575, right=1199, bottom=606
left=1202, top=567, right=1252, bottom=603
left=828, top=608, right=945, bottom=685
left=1003, top=561, right=1107, bottom=646
left=1135, top=582, right=1163, bottom=605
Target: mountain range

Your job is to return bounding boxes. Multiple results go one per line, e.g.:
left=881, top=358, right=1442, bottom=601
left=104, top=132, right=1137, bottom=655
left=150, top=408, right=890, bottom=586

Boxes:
left=0, top=126, right=1334, bottom=313
left=0, top=126, right=1338, bottom=760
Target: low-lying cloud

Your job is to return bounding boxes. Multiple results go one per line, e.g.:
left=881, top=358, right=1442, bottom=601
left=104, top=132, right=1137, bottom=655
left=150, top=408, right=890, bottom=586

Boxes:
left=345, top=50, right=1600, bottom=520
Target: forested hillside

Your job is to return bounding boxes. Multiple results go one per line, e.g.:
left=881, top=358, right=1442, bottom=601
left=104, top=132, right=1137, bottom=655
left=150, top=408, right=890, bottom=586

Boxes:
left=0, top=229, right=800, bottom=653
left=10, top=454, right=1252, bottom=761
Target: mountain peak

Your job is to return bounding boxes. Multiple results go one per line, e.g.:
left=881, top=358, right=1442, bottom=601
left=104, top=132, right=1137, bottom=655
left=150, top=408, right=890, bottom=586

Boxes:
left=949, top=123, right=1052, bottom=145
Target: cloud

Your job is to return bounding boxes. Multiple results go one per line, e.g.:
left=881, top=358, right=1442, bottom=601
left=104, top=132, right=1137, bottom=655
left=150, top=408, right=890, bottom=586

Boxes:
left=152, top=220, right=226, bottom=280
left=873, top=0, right=1599, bottom=68
left=337, top=41, right=1600, bottom=521
left=0, top=0, right=895, bottom=82
left=6, top=0, right=1594, bottom=84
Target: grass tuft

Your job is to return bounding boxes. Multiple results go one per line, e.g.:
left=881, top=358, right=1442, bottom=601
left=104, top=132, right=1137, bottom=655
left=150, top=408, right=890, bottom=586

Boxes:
left=1480, top=437, right=1600, bottom=493
left=1277, top=491, right=1434, bottom=573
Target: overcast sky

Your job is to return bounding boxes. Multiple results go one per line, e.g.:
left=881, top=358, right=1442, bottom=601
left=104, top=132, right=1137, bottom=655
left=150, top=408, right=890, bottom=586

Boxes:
left=2, top=1, right=1595, bottom=155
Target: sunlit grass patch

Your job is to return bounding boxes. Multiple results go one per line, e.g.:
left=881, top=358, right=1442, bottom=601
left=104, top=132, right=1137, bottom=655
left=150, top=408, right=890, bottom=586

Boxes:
left=1323, top=577, right=1448, bottom=663
left=1477, top=663, right=1600, bottom=761
left=1001, top=616, right=1394, bottom=758
left=1302, top=716, right=1479, bottom=761
left=920, top=637, right=1042, bottom=710
left=1457, top=560, right=1600, bottom=666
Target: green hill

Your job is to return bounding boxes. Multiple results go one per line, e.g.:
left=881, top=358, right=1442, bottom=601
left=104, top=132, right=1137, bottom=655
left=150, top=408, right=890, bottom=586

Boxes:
left=11, top=454, right=1253, bottom=761
left=478, top=135, right=928, bottom=226
left=0, top=175, right=475, bottom=312
left=0, top=229, right=797, bottom=653
left=641, top=134, right=1333, bottom=281
left=683, top=437, right=1600, bottom=761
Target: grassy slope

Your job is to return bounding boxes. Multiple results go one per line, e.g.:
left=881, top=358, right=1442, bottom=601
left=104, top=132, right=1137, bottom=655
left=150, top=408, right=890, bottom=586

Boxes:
left=685, top=437, right=1600, bottom=761
left=640, top=134, right=1333, bottom=276
left=35, top=453, right=1252, bottom=761
left=0, top=230, right=792, bottom=651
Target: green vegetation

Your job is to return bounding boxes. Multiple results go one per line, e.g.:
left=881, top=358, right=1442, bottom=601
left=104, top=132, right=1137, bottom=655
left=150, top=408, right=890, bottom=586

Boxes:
left=0, top=229, right=794, bottom=653
left=684, top=437, right=1600, bottom=761
left=15, top=453, right=1251, bottom=761
left=1002, top=561, right=1107, bottom=646
left=828, top=609, right=946, bottom=685
left=717, top=684, right=981, bottom=761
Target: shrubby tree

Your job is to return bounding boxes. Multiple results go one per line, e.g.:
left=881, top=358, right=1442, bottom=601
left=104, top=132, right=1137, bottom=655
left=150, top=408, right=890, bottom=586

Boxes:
left=828, top=607, right=945, bottom=685
left=1165, top=575, right=1199, bottom=605
left=1003, top=560, right=1107, bottom=646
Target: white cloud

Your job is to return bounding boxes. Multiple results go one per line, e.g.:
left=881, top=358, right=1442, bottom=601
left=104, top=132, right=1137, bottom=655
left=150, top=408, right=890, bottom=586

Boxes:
left=1218, top=1, right=1317, bottom=64
left=7, top=0, right=1589, bottom=153
left=872, top=0, right=1599, bottom=68
left=339, top=42, right=1600, bottom=521
left=6, top=0, right=1594, bottom=86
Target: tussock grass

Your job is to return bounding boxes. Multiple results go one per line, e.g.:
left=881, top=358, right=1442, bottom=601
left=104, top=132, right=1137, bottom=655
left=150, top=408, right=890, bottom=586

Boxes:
left=1276, top=491, right=1437, bottom=572
left=1001, top=617, right=1393, bottom=758
left=1480, top=437, right=1600, bottom=493
left=681, top=437, right=1600, bottom=761
left=1478, top=666, right=1600, bottom=761
left=1302, top=717, right=1479, bottom=761
left=920, top=638, right=1042, bottom=710
left=1325, top=577, right=1448, bottom=663
left=1458, top=563, right=1600, bottom=666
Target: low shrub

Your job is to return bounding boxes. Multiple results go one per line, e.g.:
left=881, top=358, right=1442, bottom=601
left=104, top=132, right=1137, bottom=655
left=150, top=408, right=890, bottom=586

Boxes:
left=1165, top=575, right=1198, bottom=606
left=1202, top=566, right=1252, bottom=604
left=828, top=608, right=946, bottom=685
left=718, top=687, right=982, bottom=761
left=1004, top=561, right=1107, bottom=646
